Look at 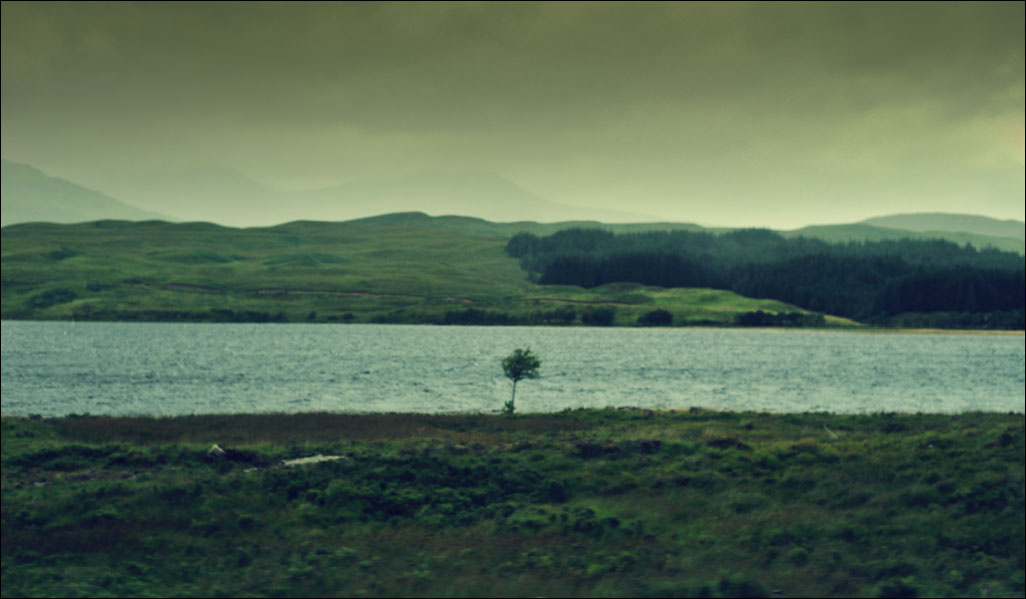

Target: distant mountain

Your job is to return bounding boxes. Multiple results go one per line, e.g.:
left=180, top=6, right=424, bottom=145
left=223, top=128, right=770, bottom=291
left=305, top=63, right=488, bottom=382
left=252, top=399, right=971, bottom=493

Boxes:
left=296, top=170, right=656, bottom=224
left=784, top=223, right=1024, bottom=255
left=489, top=215, right=1025, bottom=255
left=860, top=213, right=1024, bottom=241
left=107, top=167, right=656, bottom=226
left=1, top=160, right=169, bottom=227
left=353, top=211, right=1025, bottom=255
left=111, top=165, right=288, bottom=226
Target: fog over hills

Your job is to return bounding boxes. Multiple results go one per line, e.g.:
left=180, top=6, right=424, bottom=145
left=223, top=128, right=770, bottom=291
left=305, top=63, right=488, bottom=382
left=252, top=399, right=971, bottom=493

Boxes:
left=1, top=159, right=1021, bottom=256
left=4, top=3, right=1022, bottom=231
left=113, top=165, right=285, bottom=225
left=1, top=160, right=169, bottom=226
left=293, top=170, right=658, bottom=225
left=98, top=166, right=657, bottom=226
left=860, top=213, right=1025, bottom=241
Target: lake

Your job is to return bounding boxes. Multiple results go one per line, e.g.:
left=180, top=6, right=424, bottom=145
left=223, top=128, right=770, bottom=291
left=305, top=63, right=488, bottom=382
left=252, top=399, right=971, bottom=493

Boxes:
left=1, top=321, right=1023, bottom=416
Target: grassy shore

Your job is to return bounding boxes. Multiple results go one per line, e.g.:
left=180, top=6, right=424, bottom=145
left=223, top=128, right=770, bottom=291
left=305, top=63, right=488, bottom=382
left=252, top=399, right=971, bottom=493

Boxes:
left=2, top=410, right=1023, bottom=597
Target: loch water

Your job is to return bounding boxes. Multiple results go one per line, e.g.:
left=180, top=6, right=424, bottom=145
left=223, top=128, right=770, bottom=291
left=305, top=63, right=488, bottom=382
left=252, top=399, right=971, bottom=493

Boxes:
left=1, top=321, right=1023, bottom=416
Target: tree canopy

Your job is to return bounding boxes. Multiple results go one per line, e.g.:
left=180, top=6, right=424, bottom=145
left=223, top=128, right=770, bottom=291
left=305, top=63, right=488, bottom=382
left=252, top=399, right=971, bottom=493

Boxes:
left=506, top=229, right=1025, bottom=328
left=501, top=348, right=541, bottom=414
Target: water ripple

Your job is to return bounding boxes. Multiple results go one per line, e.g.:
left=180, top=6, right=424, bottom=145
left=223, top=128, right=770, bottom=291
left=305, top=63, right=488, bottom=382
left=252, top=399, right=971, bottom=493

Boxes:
left=2, top=322, right=1023, bottom=416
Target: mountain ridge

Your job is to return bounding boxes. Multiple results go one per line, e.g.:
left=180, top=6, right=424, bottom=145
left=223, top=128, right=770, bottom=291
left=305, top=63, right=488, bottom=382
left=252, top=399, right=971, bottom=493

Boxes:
left=1, top=160, right=170, bottom=226
left=860, top=212, right=1024, bottom=241
left=2, top=159, right=1022, bottom=254
left=96, top=165, right=659, bottom=226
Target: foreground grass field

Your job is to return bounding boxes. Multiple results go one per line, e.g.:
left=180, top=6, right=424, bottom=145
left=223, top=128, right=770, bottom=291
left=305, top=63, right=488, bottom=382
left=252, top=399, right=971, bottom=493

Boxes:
left=2, top=410, right=1022, bottom=597
left=1, top=215, right=850, bottom=326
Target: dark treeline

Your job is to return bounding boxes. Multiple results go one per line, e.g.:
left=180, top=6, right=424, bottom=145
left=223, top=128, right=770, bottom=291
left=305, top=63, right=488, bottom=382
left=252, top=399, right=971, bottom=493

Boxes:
left=507, top=229, right=1026, bottom=328
left=370, top=307, right=618, bottom=327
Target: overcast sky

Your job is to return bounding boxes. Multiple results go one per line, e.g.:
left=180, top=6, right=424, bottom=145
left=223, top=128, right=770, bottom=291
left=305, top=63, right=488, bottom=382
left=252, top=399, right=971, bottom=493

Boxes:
left=2, top=1, right=1023, bottom=228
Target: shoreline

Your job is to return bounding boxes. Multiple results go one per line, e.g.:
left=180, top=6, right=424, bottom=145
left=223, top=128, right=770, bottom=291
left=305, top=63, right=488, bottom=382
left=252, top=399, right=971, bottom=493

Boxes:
left=2, top=316, right=1023, bottom=334
left=5, top=406, right=1026, bottom=420
left=861, top=327, right=1025, bottom=335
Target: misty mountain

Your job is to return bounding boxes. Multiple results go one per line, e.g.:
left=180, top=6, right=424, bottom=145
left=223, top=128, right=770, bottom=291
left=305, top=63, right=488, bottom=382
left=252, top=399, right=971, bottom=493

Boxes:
left=784, top=223, right=1024, bottom=255
left=860, top=213, right=1025, bottom=241
left=112, top=165, right=286, bottom=226
left=107, top=166, right=656, bottom=226
left=1, top=160, right=168, bottom=227
left=3, top=160, right=1022, bottom=257
left=296, top=170, right=656, bottom=225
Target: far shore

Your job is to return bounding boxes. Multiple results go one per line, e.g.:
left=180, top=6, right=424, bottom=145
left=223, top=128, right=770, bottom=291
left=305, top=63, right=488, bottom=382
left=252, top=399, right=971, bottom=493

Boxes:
left=870, top=327, right=1025, bottom=335
left=1, top=317, right=1023, bottom=334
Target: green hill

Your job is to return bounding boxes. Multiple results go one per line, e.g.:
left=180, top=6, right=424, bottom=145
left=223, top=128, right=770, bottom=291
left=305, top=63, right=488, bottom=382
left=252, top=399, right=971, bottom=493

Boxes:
left=1, top=214, right=849, bottom=326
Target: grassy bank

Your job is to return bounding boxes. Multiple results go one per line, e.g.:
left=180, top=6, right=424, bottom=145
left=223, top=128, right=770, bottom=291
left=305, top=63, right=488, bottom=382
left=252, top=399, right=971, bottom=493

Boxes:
left=2, top=410, right=1023, bottom=597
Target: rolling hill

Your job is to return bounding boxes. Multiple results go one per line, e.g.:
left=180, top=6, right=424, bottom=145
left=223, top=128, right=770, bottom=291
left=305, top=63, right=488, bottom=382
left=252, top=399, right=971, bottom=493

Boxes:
left=2, top=161, right=1021, bottom=327
left=0, top=214, right=850, bottom=326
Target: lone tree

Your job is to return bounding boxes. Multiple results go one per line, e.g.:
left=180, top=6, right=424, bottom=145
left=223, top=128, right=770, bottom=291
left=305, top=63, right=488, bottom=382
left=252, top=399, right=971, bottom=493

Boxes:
left=501, top=348, right=541, bottom=414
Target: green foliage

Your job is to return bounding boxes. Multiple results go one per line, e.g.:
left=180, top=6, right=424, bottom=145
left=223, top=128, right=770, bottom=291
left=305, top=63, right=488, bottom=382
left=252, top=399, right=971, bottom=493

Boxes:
left=443, top=308, right=519, bottom=325
left=509, top=228, right=1026, bottom=327
left=502, top=348, right=541, bottom=384
left=26, top=288, right=77, bottom=308
left=637, top=308, right=673, bottom=326
left=581, top=307, right=616, bottom=326
left=501, top=348, right=541, bottom=414
left=2, top=410, right=1023, bottom=598
left=736, top=310, right=826, bottom=327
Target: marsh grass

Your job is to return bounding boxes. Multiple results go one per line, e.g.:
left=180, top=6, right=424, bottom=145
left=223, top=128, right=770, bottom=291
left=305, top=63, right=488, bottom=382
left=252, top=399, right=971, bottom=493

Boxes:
left=2, top=409, right=1023, bottom=597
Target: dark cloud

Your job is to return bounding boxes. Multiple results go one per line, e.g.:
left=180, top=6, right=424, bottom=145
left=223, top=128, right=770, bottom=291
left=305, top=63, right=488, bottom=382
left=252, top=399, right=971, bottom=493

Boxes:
left=2, top=1, right=1022, bottom=227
